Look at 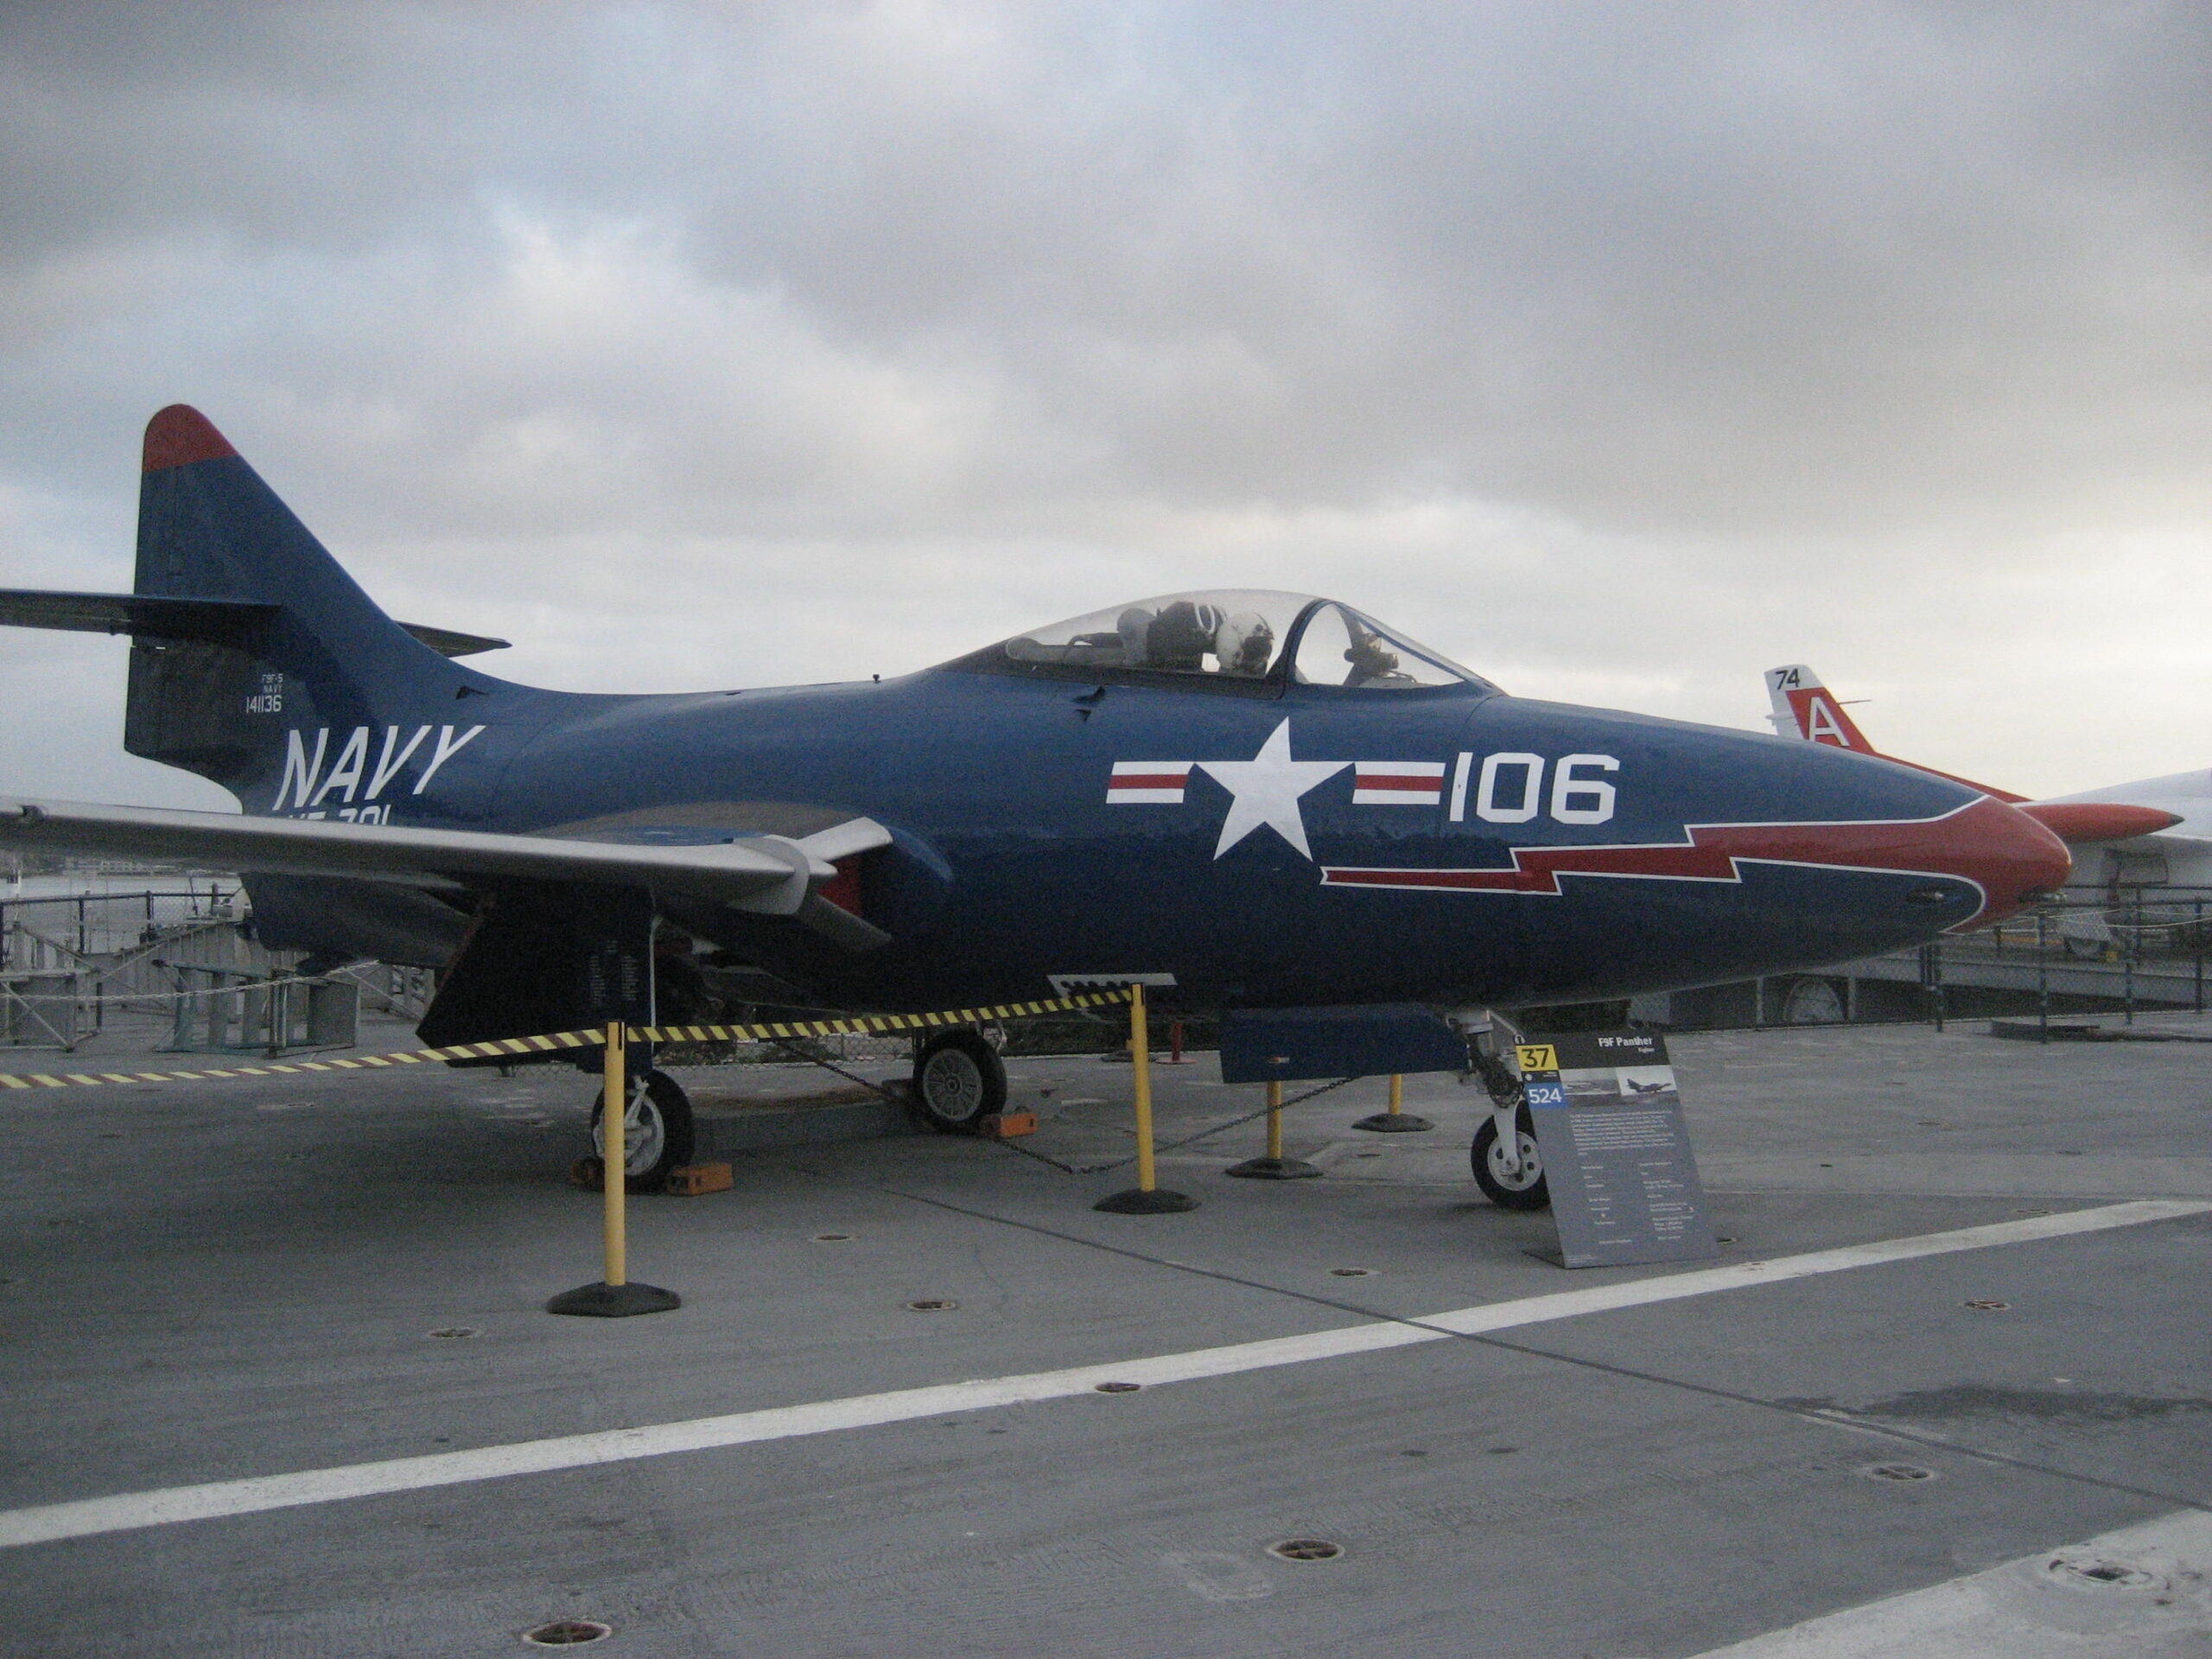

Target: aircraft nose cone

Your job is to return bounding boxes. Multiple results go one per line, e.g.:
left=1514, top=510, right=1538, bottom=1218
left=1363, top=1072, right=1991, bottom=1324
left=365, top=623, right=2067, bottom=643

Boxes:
left=1903, top=794, right=2073, bottom=928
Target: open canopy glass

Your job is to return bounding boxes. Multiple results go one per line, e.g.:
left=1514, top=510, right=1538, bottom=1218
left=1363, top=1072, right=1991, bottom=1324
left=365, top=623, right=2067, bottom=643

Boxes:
left=953, top=589, right=1493, bottom=693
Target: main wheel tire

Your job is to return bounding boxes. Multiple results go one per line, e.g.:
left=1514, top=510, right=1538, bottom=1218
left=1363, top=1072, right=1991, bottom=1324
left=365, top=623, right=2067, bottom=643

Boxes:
left=1471, top=1106, right=1548, bottom=1210
left=1779, top=976, right=1846, bottom=1025
left=912, top=1030, right=1007, bottom=1132
left=590, top=1068, right=696, bottom=1192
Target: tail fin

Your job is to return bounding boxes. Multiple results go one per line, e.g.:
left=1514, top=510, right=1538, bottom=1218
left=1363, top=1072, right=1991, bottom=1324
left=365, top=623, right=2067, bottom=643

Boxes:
left=125, top=405, right=512, bottom=810
left=1764, top=664, right=1876, bottom=752
left=1763, top=661, right=2025, bottom=804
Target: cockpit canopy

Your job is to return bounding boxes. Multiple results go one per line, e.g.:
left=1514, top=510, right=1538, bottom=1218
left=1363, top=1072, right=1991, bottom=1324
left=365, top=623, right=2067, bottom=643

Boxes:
left=951, top=590, right=1494, bottom=694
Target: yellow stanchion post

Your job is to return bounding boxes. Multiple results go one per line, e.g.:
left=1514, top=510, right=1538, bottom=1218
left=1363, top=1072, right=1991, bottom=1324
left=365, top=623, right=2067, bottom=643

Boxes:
left=1228, top=1076, right=1320, bottom=1179
left=602, top=1019, right=627, bottom=1287
left=1352, top=1069, right=1433, bottom=1134
left=548, top=1021, right=683, bottom=1317
left=1132, top=986, right=1157, bottom=1192
left=1094, top=984, right=1198, bottom=1213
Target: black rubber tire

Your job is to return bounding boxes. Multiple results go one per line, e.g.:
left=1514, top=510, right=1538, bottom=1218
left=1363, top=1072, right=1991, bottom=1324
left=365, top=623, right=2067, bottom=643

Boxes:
left=912, top=1030, right=1007, bottom=1132
left=1778, top=976, right=1847, bottom=1025
left=1471, top=1105, right=1549, bottom=1210
left=590, top=1068, right=696, bottom=1192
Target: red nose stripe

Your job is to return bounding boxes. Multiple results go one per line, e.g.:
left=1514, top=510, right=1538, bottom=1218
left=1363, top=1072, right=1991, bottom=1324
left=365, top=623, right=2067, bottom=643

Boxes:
left=1321, top=796, right=2070, bottom=927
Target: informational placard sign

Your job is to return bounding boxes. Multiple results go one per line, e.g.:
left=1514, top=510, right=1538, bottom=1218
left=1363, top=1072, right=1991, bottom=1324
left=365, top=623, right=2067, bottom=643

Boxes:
left=1514, top=1031, right=1717, bottom=1268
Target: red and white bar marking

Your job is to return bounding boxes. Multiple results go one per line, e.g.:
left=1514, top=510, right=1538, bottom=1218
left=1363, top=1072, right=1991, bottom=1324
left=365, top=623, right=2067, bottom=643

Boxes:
left=1352, top=760, right=1447, bottom=806
left=1107, top=761, right=1193, bottom=804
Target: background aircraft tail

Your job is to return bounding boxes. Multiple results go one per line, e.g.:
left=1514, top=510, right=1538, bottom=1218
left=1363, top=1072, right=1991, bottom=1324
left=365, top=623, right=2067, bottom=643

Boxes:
left=121, top=405, right=513, bottom=810
left=1764, top=661, right=2037, bottom=809
left=1764, top=664, right=1876, bottom=752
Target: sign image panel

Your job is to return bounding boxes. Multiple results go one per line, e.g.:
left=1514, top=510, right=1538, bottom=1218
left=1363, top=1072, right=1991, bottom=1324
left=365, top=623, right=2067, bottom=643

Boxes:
left=1516, top=1030, right=1718, bottom=1269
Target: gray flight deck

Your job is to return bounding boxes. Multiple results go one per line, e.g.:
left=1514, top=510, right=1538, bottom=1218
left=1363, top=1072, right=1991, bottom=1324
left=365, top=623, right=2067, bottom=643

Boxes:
left=2, top=1014, right=2209, bottom=1656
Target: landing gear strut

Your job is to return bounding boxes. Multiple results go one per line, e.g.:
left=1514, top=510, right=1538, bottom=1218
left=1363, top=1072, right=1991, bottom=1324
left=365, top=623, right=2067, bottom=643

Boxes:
left=1467, top=1040, right=1549, bottom=1210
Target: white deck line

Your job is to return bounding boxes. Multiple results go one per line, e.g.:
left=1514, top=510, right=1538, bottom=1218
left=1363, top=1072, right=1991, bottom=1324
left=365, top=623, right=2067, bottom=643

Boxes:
left=2, top=1198, right=2201, bottom=1549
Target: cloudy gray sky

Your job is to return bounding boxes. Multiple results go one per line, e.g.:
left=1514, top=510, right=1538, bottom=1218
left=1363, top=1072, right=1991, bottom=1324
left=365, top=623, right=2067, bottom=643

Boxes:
left=3, top=1, right=2208, bottom=809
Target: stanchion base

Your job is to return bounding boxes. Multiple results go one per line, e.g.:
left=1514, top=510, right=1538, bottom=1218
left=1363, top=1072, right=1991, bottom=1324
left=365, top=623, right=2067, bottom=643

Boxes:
left=1351, top=1113, right=1434, bottom=1133
left=546, top=1281, right=683, bottom=1318
left=1224, top=1156, right=1323, bottom=1180
left=1093, top=1186, right=1199, bottom=1213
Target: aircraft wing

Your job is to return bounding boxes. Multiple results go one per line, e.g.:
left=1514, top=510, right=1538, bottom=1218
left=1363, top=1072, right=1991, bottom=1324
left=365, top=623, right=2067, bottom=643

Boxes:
left=0, top=797, right=893, bottom=944
left=2041, top=772, right=2212, bottom=844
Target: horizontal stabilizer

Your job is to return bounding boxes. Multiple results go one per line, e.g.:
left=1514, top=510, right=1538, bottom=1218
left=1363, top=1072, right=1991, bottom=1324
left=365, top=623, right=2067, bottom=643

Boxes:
left=0, top=798, right=891, bottom=946
left=0, top=589, right=276, bottom=643
left=0, top=589, right=509, bottom=658
left=391, top=621, right=512, bottom=658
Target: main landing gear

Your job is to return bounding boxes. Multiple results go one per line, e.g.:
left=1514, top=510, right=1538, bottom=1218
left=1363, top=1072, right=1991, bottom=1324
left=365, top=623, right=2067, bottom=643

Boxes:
left=590, top=1068, right=697, bottom=1192
left=910, top=1029, right=1008, bottom=1132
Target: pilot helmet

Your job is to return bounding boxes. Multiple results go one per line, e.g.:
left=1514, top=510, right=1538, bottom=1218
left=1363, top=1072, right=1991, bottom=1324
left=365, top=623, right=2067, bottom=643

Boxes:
left=1214, top=612, right=1274, bottom=676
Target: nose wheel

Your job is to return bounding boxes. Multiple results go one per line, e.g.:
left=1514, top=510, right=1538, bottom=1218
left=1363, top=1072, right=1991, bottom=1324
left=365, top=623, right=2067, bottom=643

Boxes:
left=1471, top=1105, right=1548, bottom=1210
left=590, top=1068, right=696, bottom=1192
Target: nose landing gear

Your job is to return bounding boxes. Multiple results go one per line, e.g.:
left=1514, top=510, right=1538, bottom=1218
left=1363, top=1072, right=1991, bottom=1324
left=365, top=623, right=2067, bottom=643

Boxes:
left=1471, top=1106, right=1548, bottom=1210
left=1466, top=1039, right=1550, bottom=1211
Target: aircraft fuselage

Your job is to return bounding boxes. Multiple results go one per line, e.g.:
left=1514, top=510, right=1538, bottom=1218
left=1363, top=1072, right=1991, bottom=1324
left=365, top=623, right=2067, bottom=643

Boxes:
left=260, top=664, right=2063, bottom=1014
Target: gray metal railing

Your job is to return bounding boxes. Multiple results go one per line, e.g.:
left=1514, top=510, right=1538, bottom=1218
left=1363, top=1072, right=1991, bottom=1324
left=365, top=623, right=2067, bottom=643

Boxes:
left=1637, top=888, right=2212, bottom=1034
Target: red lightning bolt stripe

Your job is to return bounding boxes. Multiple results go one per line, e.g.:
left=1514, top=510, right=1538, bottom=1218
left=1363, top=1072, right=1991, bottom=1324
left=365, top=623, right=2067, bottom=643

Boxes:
left=1319, top=797, right=2051, bottom=929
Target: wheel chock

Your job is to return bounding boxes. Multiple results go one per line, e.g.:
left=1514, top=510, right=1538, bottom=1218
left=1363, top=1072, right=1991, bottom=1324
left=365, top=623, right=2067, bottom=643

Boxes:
left=569, top=1156, right=605, bottom=1191
left=977, top=1111, right=1039, bottom=1139
left=664, top=1161, right=733, bottom=1196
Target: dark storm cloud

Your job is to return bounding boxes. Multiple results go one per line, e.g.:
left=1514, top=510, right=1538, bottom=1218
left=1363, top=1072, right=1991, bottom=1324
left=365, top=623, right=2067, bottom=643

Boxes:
left=2, top=2, right=2209, bottom=806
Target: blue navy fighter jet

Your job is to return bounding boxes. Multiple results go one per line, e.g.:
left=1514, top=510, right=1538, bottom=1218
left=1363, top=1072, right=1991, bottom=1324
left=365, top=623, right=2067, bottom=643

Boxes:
left=0, top=408, right=2070, bottom=1189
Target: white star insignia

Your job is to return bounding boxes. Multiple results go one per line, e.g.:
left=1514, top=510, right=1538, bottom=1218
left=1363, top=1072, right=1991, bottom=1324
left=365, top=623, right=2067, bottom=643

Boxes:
left=1197, top=719, right=1347, bottom=861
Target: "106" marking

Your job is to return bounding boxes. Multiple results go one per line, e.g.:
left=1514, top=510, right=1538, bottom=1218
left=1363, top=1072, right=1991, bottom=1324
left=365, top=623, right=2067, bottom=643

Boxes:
left=1448, top=753, right=1618, bottom=825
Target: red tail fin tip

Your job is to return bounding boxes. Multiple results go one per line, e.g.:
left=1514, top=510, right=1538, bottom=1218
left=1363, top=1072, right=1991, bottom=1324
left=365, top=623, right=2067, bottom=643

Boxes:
left=142, top=406, right=238, bottom=474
